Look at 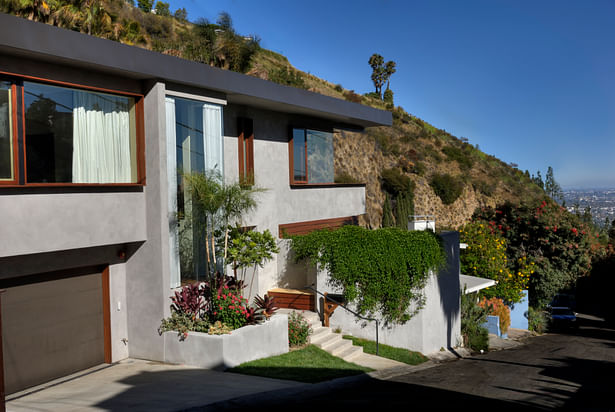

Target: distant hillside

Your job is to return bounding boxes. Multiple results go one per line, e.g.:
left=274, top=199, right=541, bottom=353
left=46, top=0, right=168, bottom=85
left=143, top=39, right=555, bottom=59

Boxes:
left=1, top=0, right=547, bottom=228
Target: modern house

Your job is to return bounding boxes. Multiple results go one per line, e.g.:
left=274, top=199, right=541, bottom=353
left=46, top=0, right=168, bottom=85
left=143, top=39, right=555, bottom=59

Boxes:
left=0, top=13, right=391, bottom=395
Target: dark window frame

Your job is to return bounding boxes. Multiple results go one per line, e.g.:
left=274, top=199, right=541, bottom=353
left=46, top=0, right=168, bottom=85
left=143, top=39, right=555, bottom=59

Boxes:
left=237, top=117, right=254, bottom=185
left=0, top=71, right=146, bottom=187
left=289, top=126, right=336, bottom=185
left=0, top=80, right=20, bottom=185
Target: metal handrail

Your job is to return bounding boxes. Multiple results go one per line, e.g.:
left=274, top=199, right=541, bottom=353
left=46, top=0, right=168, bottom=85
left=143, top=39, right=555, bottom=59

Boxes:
left=304, top=284, right=379, bottom=355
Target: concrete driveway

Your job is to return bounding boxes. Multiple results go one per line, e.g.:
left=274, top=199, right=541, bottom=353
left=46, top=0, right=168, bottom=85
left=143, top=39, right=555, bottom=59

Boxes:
left=6, top=359, right=305, bottom=412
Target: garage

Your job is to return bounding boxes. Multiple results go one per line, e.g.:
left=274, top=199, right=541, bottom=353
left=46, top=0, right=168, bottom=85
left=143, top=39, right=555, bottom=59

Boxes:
left=2, top=267, right=109, bottom=395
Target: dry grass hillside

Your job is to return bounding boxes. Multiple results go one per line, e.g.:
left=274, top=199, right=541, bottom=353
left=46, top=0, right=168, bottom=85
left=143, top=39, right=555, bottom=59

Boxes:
left=1, top=1, right=546, bottom=228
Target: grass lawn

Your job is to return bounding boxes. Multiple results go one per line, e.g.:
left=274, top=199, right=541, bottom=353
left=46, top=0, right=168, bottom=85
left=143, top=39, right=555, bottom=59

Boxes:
left=343, top=335, right=428, bottom=365
left=227, top=344, right=373, bottom=383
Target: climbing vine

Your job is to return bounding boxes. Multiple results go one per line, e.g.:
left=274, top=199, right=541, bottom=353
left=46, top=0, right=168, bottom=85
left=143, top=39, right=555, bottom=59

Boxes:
left=290, top=226, right=445, bottom=324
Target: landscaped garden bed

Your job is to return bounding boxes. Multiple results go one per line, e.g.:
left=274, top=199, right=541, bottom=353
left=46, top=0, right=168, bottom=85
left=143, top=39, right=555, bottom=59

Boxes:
left=163, top=313, right=288, bottom=370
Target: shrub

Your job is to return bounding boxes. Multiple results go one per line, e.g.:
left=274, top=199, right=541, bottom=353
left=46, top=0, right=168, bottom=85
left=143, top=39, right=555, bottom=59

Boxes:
left=211, top=287, right=249, bottom=330
left=430, top=173, right=463, bottom=205
left=158, top=312, right=209, bottom=341
left=442, top=145, right=474, bottom=171
left=334, top=172, right=361, bottom=184
left=288, top=311, right=311, bottom=347
left=474, top=200, right=601, bottom=307
left=334, top=84, right=343, bottom=92
left=460, top=292, right=489, bottom=352
left=363, top=91, right=381, bottom=100
left=269, top=67, right=306, bottom=89
left=479, top=297, right=511, bottom=334
left=343, top=90, right=363, bottom=103
left=381, top=168, right=413, bottom=196
left=383, top=88, right=394, bottom=107
left=527, top=306, right=547, bottom=334
left=459, top=221, right=530, bottom=304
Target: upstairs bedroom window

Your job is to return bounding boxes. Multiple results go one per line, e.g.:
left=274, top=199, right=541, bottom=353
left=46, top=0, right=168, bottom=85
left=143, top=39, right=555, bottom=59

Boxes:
left=0, top=76, right=144, bottom=186
left=290, top=128, right=334, bottom=184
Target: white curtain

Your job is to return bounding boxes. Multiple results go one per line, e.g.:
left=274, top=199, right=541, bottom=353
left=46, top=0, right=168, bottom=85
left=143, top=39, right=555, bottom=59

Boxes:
left=72, top=91, right=132, bottom=183
left=202, top=103, right=224, bottom=174
left=166, top=97, right=181, bottom=288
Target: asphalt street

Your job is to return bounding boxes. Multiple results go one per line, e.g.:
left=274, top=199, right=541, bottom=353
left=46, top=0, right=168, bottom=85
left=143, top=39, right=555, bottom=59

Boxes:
left=198, top=315, right=615, bottom=411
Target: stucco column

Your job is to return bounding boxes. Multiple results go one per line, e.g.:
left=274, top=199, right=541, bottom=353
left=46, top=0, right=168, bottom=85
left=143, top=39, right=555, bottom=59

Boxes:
left=125, top=81, right=172, bottom=361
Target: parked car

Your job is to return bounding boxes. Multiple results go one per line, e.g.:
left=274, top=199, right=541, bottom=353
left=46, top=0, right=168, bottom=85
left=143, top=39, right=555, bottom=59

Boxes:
left=549, top=307, right=578, bottom=330
left=548, top=294, right=576, bottom=311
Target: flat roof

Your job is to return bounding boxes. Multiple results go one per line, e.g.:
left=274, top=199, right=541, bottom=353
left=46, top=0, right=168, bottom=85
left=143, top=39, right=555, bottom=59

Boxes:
left=460, top=274, right=496, bottom=294
left=0, top=13, right=391, bottom=129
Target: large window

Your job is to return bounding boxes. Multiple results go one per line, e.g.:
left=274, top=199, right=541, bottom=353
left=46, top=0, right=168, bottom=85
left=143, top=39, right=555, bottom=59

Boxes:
left=0, top=77, right=143, bottom=185
left=290, top=128, right=334, bottom=184
left=166, top=95, right=224, bottom=287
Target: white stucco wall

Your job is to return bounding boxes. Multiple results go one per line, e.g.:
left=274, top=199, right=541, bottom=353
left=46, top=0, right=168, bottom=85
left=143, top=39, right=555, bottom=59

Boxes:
left=0, top=192, right=146, bottom=258
left=109, top=263, right=129, bottom=362
left=224, top=134, right=365, bottom=300
left=315, top=231, right=462, bottom=355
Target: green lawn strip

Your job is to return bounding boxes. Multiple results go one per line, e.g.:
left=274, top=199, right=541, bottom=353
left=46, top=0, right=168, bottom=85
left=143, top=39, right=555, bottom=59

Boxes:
left=227, top=344, right=373, bottom=383
left=343, top=335, right=428, bottom=365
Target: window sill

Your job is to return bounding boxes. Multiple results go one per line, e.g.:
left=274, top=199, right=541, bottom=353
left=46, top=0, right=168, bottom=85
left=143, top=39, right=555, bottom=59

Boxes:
left=290, top=182, right=366, bottom=189
left=0, top=184, right=144, bottom=194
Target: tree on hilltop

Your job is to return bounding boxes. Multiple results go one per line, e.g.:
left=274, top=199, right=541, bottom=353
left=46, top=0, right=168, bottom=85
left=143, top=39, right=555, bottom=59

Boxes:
left=368, top=53, right=396, bottom=99
left=545, top=166, right=563, bottom=203
left=137, top=0, right=154, bottom=12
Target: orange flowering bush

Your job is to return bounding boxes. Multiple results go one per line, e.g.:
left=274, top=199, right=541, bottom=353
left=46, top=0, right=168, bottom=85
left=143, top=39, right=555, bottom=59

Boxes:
left=479, top=297, right=511, bottom=334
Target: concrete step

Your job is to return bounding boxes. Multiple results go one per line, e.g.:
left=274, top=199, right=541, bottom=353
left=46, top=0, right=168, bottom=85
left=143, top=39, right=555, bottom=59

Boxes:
left=328, top=337, right=353, bottom=356
left=338, top=343, right=364, bottom=362
left=316, top=332, right=343, bottom=350
left=309, top=327, right=333, bottom=346
left=278, top=309, right=370, bottom=366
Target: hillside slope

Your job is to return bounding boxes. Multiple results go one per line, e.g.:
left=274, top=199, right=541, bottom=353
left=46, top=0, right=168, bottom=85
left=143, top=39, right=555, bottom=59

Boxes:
left=1, top=1, right=546, bottom=228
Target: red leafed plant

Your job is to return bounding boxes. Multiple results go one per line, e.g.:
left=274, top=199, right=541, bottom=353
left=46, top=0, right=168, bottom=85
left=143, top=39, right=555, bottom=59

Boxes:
left=253, top=294, right=279, bottom=318
left=171, top=283, right=205, bottom=319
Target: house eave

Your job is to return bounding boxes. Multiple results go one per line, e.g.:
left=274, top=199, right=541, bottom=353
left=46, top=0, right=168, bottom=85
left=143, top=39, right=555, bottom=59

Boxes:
left=0, top=13, right=391, bottom=129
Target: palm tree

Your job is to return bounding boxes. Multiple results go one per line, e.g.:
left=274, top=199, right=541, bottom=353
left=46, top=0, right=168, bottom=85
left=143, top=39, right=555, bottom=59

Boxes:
left=182, top=170, right=265, bottom=278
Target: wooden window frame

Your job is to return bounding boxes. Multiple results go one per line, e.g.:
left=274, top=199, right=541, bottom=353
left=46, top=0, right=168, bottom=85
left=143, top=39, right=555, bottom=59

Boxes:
left=0, top=70, right=146, bottom=188
left=0, top=82, right=20, bottom=186
left=289, top=126, right=340, bottom=186
left=237, top=117, right=254, bottom=185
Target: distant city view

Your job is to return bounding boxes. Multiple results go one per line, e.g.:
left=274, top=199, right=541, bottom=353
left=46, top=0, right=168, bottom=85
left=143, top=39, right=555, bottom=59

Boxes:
left=562, top=189, right=615, bottom=227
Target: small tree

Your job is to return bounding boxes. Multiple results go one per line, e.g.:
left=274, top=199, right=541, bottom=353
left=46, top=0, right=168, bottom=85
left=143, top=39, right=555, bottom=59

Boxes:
left=544, top=166, right=563, bottom=203
left=182, top=171, right=265, bottom=278
left=227, top=228, right=279, bottom=299
left=154, top=1, right=170, bottom=16
left=173, top=7, right=187, bottom=21
left=137, top=0, right=153, bottom=12
left=368, top=53, right=396, bottom=99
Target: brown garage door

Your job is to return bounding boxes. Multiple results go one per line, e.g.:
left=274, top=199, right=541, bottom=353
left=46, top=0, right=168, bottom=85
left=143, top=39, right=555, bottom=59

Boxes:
left=2, top=270, right=105, bottom=394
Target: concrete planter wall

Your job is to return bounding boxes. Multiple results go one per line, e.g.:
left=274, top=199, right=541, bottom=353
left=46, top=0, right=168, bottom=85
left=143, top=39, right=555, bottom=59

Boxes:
left=162, top=314, right=289, bottom=370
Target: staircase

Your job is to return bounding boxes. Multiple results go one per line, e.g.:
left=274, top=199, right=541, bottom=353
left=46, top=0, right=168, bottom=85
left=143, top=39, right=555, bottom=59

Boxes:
left=281, top=309, right=364, bottom=362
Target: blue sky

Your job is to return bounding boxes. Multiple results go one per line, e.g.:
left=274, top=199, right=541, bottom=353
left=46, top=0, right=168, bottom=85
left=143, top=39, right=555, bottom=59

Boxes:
left=165, top=0, right=615, bottom=189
